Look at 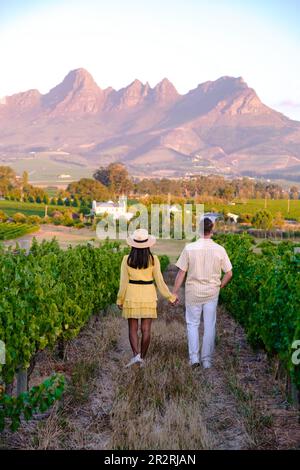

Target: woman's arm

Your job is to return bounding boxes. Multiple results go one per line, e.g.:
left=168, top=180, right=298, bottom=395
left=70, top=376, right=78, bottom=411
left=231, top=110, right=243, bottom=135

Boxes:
left=116, top=256, right=129, bottom=307
left=153, top=256, right=177, bottom=303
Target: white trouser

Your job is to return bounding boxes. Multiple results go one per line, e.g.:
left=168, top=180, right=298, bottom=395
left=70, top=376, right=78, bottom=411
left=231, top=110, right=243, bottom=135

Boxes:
left=185, top=298, right=218, bottom=365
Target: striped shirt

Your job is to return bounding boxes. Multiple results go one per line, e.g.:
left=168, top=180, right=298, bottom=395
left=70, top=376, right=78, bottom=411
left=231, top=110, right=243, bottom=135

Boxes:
left=175, top=238, right=232, bottom=305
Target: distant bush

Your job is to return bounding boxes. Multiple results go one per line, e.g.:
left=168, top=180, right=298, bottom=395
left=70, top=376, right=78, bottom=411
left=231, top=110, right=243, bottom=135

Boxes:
left=63, top=217, right=75, bottom=227
left=158, top=254, right=170, bottom=273
left=27, top=215, right=42, bottom=225
left=0, top=210, right=8, bottom=222
left=12, top=212, right=27, bottom=223
left=75, top=222, right=85, bottom=229
left=238, top=213, right=252, bottom=223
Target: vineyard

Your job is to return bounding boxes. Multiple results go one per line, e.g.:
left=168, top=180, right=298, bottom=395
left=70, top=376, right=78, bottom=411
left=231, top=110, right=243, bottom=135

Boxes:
left=204, top=199, right=300, bottom=221
left=214, top=234, right=300, bottom=390
left=0, top=238, right=171, bottom=432
left=0, top=239, right=129, bottom=430
left=0, top=234, right=299, bottom=441
left=0, top=223, right=39, bottom=240
left=0, top=200, right=79, bottom=218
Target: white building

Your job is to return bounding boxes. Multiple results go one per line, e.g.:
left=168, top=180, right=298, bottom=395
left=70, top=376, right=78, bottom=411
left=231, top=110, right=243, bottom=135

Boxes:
left=91, top=196, right=134, bottom=220
left=58, top=174, right=71, bottom=179
left=227, top=212, right=239, bottom=223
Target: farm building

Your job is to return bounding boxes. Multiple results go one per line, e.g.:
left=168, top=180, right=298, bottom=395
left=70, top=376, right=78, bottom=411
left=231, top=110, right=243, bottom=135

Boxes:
left=226, top=212, right=239, bottom=223
left=91, top=196, right=134, bottom=220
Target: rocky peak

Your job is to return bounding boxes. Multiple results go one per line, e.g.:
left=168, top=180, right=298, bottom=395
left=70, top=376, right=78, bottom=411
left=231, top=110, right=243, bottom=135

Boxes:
left=42, top=68, right=104, bottom=114
left=152, top=78, right=179, bottom=103
left=219, top=88, right=267, bottom=116
left=5, top=89, right=41, bottom=109
left=195, top=76, right=248, bottom=95
left=111, top=79, right=151, bottom=109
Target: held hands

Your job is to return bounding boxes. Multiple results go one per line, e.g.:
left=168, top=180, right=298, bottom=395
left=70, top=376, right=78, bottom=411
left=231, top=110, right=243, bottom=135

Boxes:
left=170, top=293, right=179, bottom=306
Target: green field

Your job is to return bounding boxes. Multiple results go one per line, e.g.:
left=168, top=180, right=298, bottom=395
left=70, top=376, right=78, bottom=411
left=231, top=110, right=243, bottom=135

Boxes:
left=0, top=223, right=39, bottom=240
left=201, top=198, right=300, bottom=221
left=7, top=152, right=92, bottom=184
left=1, top=198, right=299, bottom=221
left=0, top=200, right=79, bottom=217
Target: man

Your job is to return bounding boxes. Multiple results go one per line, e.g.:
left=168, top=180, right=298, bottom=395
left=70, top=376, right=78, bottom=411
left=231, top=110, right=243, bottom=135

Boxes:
left=173, top=218, right=232, bottom=369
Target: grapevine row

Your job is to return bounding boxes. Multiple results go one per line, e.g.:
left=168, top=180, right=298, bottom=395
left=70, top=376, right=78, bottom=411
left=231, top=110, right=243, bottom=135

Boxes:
left=214, top=234, right=300, bottom=389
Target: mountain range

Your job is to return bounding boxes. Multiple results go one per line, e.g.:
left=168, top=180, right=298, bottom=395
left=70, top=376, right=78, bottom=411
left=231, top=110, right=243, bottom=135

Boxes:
left=1, top=68, right=300, bottom=182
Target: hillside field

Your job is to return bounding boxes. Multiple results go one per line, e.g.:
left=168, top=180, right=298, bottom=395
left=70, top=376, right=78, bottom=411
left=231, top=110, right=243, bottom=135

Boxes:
left=1, top=198, right=300, bottom=221
left=0, top=200, right=80, bottom=217
left=202, top=198, right=300, bottom=221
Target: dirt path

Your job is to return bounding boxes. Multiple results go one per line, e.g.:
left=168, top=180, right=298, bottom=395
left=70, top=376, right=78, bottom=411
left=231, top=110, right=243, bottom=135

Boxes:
left=2, top=265, right=299, bottom=450
left=160, top=266, right=250, bottom=449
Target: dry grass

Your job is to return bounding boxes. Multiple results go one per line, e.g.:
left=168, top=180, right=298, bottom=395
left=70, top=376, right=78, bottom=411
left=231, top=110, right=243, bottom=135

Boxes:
left=109, top=320, right=214, bottom=450
left=215, top=305, right=298, bottom=449
left=223, top=356, right=274, bottom=448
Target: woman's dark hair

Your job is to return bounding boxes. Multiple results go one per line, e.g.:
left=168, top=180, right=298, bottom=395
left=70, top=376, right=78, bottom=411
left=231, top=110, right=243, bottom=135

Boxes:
left=127, top=247, right=154, bottom=269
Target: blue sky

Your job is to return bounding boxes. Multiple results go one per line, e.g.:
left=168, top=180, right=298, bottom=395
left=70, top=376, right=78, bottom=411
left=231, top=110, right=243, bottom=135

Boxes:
left=0, top=0, right=300, bottom=119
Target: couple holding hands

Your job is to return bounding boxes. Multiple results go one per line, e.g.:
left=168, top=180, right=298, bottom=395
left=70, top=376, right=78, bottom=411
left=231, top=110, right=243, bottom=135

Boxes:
left=117, top=218, right=232, bottom=369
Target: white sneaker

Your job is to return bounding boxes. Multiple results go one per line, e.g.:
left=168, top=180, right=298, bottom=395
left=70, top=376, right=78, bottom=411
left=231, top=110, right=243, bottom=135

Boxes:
left=126, top=354, right=143, bottom=368
left=139, top=357, right=146, bottom=368
left=202, top=360, right=212, bottom=369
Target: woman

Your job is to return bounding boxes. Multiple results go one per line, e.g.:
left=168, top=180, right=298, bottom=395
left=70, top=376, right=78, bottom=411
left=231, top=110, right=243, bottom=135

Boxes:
left=117, top=228, right=177, bottom=367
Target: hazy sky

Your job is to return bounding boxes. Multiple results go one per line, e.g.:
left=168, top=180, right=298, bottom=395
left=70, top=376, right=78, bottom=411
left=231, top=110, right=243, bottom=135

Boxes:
left=0, top=0, right=300, bottom=119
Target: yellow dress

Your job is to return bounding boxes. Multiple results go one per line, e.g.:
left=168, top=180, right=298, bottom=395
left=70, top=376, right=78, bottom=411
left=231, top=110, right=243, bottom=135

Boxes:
left=116, top=254, right=176, bottom=319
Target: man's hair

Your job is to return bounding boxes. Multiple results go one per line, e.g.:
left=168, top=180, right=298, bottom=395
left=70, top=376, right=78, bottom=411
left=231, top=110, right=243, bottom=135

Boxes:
left=200, top=217, right=214, bottom=235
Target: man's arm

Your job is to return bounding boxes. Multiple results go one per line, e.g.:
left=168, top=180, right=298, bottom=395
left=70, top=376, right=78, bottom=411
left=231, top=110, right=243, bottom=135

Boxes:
left=173, top=247, right=189, bottom=303
left=220, top=270, right=232, bottom=289
left=173, top=269, right=186, bottom=297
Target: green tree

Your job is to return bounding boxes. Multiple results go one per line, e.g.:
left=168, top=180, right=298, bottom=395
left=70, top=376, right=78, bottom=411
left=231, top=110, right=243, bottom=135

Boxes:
left=67, top=178, right=110, bottom=201
left=108, top=163, right=132, bottom=195
left=93, top=166, right=110, bottom=186
left=22, top=171, right=29, bottom=186
left=252, top=210, right=273, bottom=230
left=290, top=186, right=299, bottom=200
left=0, top=166, right=17, bottom=196
left=93, top=162, right=132, bottom=195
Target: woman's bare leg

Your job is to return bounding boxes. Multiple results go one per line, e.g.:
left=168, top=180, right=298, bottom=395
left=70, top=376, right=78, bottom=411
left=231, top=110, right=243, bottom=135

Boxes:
left=128, top=319, right=139, bottom=356
left=141, top=318, right=152, bottom=359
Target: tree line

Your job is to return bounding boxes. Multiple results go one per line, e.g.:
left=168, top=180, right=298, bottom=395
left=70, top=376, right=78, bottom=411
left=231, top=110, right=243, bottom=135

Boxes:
left=1, top=163, right=299, bottom=206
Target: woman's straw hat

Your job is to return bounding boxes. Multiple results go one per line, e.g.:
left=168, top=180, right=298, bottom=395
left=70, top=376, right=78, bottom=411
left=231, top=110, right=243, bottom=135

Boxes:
left=126, top=228, right=156, bottom=248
